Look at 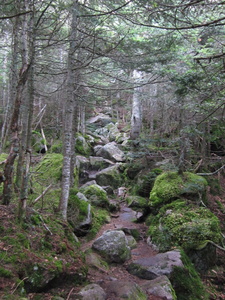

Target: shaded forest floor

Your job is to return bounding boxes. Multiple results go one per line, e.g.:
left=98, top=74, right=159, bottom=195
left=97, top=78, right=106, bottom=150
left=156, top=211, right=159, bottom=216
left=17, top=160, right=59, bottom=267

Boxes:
left=0, top=167, right=225, bottom=299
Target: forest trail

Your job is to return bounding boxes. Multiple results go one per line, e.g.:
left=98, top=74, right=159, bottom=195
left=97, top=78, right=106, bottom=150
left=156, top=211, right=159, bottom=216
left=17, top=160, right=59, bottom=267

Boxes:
left=80, top=201, right=164, bottom=300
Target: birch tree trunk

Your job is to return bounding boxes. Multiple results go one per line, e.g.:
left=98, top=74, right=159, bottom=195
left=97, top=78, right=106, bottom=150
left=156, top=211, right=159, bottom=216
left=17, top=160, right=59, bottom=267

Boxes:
left=130, top=70, right=142, bottom=140
left=58, top=2, right=78, bottom=220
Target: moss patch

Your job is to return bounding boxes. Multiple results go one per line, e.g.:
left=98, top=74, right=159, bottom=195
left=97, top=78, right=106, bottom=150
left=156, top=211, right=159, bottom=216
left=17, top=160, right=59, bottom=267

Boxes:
left=0, top=204, right=87, bottom=298
left=149, top=171, right=208, bottom=208
left=170, top=249, right=209, bottom=300
left=67, top=188, right=89, bottom=228
left=81, top=184, right=109, bottom=208
left=87, top=208, right=110, bottom=239
left=147, top=200, right=222, bottom=252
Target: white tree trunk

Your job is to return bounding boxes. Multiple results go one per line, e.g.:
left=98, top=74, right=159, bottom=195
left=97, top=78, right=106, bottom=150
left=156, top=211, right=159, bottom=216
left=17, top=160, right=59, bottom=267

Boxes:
left=130, top=70, right=142, bottom=140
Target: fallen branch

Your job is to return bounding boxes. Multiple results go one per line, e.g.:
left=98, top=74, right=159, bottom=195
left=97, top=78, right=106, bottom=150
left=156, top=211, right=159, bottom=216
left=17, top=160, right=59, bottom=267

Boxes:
left=197, top=164, right=225, bottom=176
left=32, top=184, right=52, bottom=204
left=66, top=287, right=74, bottom=300
left=11, top=277, right=28, bottom=294
left=208, top=240, right=225, bottom=252
left=39, top=215, right=53, bottom=235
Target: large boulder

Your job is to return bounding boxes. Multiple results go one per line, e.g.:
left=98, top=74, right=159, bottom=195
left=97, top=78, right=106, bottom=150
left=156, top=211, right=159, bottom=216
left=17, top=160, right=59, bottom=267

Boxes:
left=127, top=250, right=183, bottom=280
left=95, top=164, right=122, bottom=189
left=76, top=155, right=90, bottom=170
left=147, top=199, right=222, bottom=268
left=149, top=171, right=208, bottom=208
left=89, top=156, right=114, bottom=170
left=94, top=142, right=126, bottom=162
left=78, top=283, right=106, bottom=300
left=87, top=113, right=112, bottom=129
left=92, top=230, right=131, bottom=263
left=141, top=276, right=177, bottom=300
left=81, top=184, right=110, bottom=208
left=106, top=280, right=147, bottom=300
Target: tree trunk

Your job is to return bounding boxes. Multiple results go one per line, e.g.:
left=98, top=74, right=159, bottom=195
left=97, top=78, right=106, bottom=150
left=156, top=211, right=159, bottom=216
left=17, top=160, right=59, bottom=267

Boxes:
left=2, top=65, right=30, bottom=205
left=58, top=2, right=78, bottom=220
left=0, top=11, right=20, bottom=152
left=130, top=70, right=142, bottom=140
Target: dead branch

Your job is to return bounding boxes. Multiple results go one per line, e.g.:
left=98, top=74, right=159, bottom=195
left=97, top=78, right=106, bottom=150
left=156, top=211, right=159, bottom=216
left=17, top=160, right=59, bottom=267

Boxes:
left=197, top=165, right=225, bottom=176
left=32, top=184, right=52, bottom=204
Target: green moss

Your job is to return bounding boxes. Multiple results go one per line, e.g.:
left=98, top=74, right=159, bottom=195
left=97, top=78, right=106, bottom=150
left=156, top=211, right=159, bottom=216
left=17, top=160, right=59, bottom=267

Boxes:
left=34, top=154, right=63, bottom=183
left=149, top=171, right=208, bottom=208
left=67, top=188, right=89, bottom=228
left=75, top=134, right=91, bottom=156
left=126, top=196, right=148, bottom=210
left=51, top=141, right=63, bottom=153
left=88, top=208, right=109, bottom=239
left=0, top=267, right=12, bottom=278
left=170, top=249, right=209, bottom=300
left=147, top=200, right=222, bottom=252
left=82, top=184, right=109, bottom=208
left=29, top=154, right=63, bottom=209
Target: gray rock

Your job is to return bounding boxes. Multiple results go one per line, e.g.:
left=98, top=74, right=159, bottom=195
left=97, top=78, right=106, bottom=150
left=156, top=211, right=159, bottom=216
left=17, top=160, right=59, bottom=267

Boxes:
left=127, top=250, right=183, bottom=280
left=95, top=164, right=122, bottom=188
left=87, top=114, right=112, bottom=127
left=141, top=275, right=177, bottom=300
left=78, top=283, right=106, bottom=300
left=80, top=180, right=97, bottom=189
left=76, top=155, right=90, bottom=170
left=76, top=192, right=89, bottom=202
left=92, top=230, right=131, bottom=263
left=95, top=122, right=122, bottom=142
left=126, top=235, right=137, bottom=249
left=89, top=156, right=114, bottom=170
left=106, top=280, right=147, bottom=300
left=95, top=142, right=126, bottom=162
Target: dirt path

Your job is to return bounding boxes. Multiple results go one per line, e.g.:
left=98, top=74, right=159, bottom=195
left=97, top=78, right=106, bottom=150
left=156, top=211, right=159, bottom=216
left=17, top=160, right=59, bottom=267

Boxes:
left=81, top=202, right=164, bottom=300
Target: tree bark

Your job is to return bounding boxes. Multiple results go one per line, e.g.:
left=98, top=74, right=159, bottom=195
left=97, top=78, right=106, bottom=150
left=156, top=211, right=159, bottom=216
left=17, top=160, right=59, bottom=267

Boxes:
left=130, top=70, right=142, bottom=140
left=58, top=1, right=78, bottom=220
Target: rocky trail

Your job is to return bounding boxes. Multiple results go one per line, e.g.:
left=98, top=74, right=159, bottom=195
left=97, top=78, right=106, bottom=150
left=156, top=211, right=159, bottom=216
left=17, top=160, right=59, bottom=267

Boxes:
left=74, top=114, right=225, bottom=299
left=80, top=201, right=166, bottom=300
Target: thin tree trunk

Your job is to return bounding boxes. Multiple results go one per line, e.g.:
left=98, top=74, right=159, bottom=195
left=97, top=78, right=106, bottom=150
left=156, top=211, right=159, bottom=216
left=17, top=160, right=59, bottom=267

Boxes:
left=2, top=65, right=30, bottom=205
left=130, top=70, right=142, bottom=140
left=58, top=2, right=78, bottom=220
left=0, top=12, right=20, bottom=152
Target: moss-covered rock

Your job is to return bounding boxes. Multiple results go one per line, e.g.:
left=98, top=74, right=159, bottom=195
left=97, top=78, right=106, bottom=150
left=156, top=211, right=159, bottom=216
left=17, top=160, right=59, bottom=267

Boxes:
left=149, top=171, right=208, bottom=208
left=75, top=134, right=91, bottom=156
left=170, top=249, right=209, bottom=300
left=81, top=184, right=110, bottom=208
left=126, top=195, right=148, bottom=209
left=67, top=189, right=92, bottom=236
left=95, top=164, right=122, bottom=189
left=147, top=200, right=222, bottom=253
